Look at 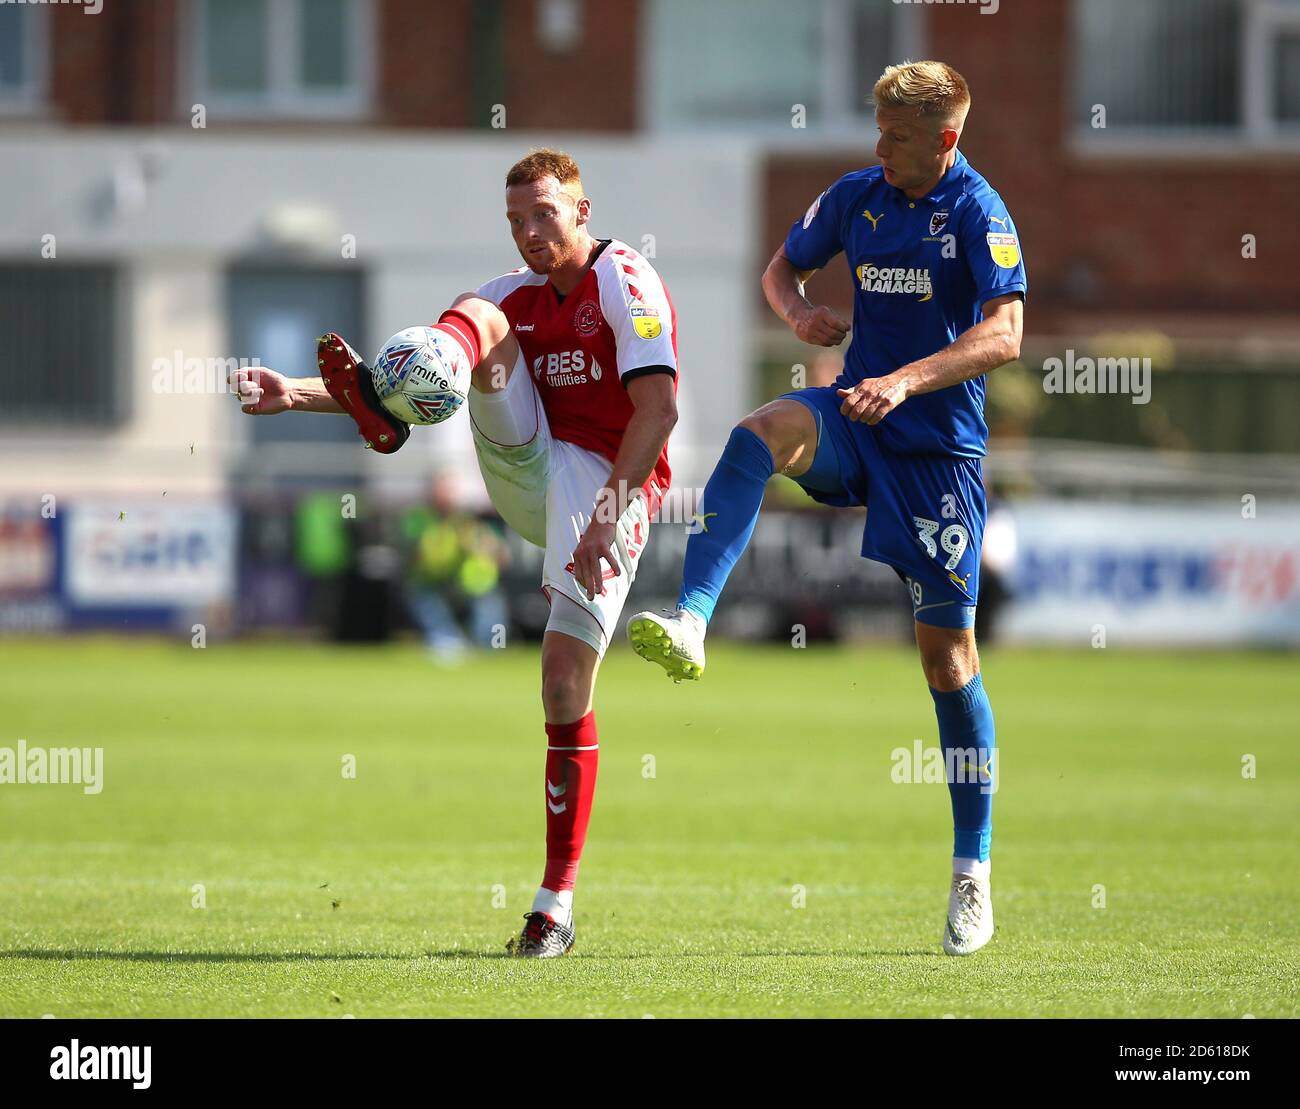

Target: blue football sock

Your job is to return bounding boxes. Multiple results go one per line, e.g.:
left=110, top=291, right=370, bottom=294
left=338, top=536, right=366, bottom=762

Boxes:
left=930, top=672, right=996, bottom=862
left=677, top=426, right=774, bottom=624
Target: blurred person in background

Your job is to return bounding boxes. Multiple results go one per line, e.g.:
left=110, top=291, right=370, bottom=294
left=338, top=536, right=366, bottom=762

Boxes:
left=401, top=470, right=509, bottom=663
left=295, top=491, right=353, bottom=637
left=976, top=493, right=1016, bottom=644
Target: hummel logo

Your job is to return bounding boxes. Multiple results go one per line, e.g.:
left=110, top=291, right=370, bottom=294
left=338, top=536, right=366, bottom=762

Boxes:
left=515, top=323, right=535, bottom=332
left=863, top=209, right=884, bottom=231
left=547, top=779, right=567, bottom=814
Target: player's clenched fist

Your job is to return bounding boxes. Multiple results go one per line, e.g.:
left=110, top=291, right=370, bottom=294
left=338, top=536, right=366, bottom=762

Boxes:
left=229, top=367, right=294, bottom=415
left=837, top=372, right=909, bottom=425
left=792, top=304, right=850, bottom=347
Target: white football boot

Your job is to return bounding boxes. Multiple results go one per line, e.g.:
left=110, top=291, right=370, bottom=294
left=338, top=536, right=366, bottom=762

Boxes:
left=626, top=607, right=706, bottom=682
left=942, top=872, right=994, bottom=955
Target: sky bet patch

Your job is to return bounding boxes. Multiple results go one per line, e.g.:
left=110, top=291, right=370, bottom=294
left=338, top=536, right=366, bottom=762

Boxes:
left=630, top=305, right=661, bottom=339
left=987, top=232, right=1020, bottom=268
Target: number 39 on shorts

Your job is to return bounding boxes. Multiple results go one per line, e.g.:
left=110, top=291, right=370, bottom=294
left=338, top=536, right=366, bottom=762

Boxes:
left=912, top=516, right=969, bottom=571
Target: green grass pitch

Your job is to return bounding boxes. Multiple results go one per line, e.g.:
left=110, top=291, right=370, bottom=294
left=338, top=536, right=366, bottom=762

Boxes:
left=0, top=636, right=1295, bottom=1018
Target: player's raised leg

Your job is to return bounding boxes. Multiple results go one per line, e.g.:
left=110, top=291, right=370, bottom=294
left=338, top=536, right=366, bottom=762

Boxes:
left=445, top=295, right=554, bottom=555
left=445, top=294, right=520, bottom=398
left=627, top=398, right=817, bottom=681
left=916, top=623, right=997, bottom=955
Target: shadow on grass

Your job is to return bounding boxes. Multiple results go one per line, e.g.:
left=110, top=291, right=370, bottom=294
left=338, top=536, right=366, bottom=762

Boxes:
left=0, top=949, right=499, bottom=963
left=2, top=947, right=940, bottom=963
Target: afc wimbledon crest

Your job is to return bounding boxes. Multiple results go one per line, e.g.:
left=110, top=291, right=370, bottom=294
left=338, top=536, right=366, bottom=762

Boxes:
left=929, top=210, right=949, bottom=237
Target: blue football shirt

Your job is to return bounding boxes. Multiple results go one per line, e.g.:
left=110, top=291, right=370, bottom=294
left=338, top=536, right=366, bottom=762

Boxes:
left=783, top=150, right=1026, bottom=458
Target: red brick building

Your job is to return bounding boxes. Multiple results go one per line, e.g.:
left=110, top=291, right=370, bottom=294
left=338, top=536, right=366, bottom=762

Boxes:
left=17, top=0, right=1296, bottom=333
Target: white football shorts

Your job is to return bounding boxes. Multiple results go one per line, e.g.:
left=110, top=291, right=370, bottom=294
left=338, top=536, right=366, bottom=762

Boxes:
left=467, top=351, right=649, bottom=657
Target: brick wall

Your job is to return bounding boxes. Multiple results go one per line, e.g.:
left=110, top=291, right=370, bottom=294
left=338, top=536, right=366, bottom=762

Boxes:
left=34, top=0, right=1300, bottom=324
left=42, top=0, right=637, bottom=131
left=499, top=0, right=639, bottom=131
left=376, top=0, right=475, bottom=128
left=764, top=1, right=1300, bottom=325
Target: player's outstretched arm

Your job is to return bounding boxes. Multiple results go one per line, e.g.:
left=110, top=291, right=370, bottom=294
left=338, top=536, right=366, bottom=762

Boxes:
left=761, top=244, right=850, bottom=347
left=227, top=366, right=344, bottom=415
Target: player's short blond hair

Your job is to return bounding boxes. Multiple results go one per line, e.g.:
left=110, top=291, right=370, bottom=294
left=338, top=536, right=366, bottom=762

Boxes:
left=872, top=61, right=971, bottom=131
left=505, top=148, right=583, bottom=195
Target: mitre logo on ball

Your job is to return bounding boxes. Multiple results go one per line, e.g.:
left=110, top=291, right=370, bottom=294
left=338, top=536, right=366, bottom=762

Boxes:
left=370, top=326, right=470, bottom=425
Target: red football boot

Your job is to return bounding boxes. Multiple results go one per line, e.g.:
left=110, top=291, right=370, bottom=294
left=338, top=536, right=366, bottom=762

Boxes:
left=316, top=332, right=410, bottom=454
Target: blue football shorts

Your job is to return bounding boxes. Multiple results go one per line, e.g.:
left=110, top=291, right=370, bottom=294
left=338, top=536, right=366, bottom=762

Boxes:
left=780, top=385, right=986, bottom=630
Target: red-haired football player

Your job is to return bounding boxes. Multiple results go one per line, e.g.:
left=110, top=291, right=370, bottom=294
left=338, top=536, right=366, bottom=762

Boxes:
left=230, top=149, right=679, bottom=957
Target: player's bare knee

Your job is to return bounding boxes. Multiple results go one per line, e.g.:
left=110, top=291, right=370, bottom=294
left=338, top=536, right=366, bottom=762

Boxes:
left=540, top=674, right=588, bottom=721
left=540, top=654, right=594, bottom=719
left=738, top=409, right=785, bottom=461
left=450, top=295, right=514, bottom=393
left=739, top=402, right=814, bottom=474
left=451, top=293, right=508, bottom=342
left=917, top=629, right=979, bottom=692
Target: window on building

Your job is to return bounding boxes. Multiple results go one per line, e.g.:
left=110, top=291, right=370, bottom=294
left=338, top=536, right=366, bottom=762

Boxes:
left=645, top=0, right=918, bottom=134
left=225, top=266, right=365, bottom=465
left=1268, top=18, right=1300, bottom=125
left=1073, top=0, right=1300, bottom=142
left=0, top=4, right=46, bottom=110
left=0, top=266, right=124, bottom=426
left=192, top=0, right=373, bottom=118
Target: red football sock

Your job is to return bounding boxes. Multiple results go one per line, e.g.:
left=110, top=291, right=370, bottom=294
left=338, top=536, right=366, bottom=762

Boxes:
left=433, top=308, right=483, bottom=368
left=542, top=711, right=599, bottom=893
